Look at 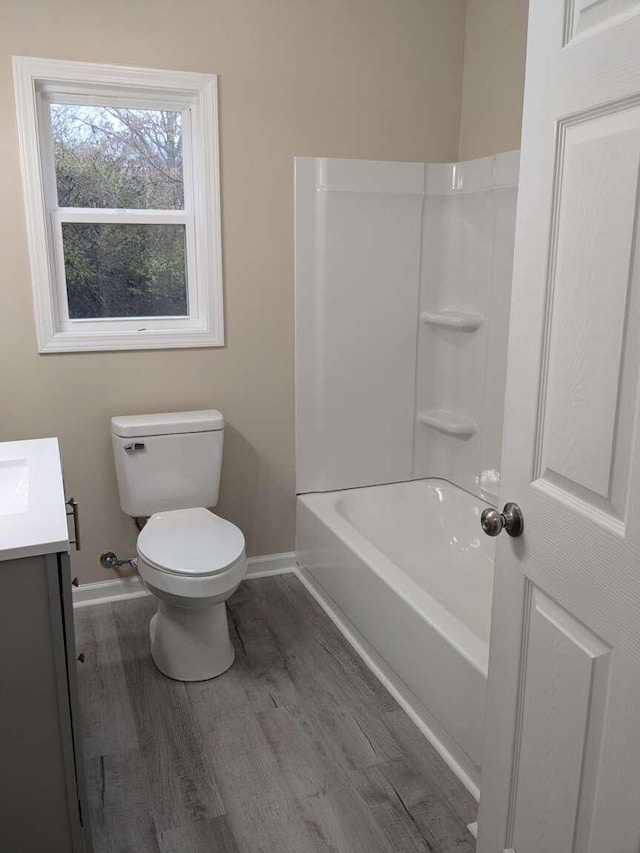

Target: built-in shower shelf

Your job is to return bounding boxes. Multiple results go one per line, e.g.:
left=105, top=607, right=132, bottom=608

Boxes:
left=417, top=410, right=477, bottom=437
left=420, top=310, right=483, bottom=332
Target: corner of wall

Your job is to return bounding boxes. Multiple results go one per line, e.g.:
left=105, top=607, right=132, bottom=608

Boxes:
left=457, top=0, right=529, bottom=162
left=456, top=0, right=472, bottom=162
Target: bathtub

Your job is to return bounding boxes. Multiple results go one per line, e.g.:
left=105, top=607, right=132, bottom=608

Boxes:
left=295, top=478, right=494, bottom=793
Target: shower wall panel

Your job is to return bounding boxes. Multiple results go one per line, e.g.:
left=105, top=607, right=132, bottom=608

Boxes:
left=295, top=157, right=425, bottom=494
left=413, top=152, right=519, bottom=501
left=295, top=152, right=519, bottom=499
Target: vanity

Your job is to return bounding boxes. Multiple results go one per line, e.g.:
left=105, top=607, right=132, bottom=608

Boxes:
left=0, top=438, right=91, bottom=852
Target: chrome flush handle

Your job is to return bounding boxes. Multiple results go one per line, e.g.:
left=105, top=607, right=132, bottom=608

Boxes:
left=481, top=502, right=524, bottom=538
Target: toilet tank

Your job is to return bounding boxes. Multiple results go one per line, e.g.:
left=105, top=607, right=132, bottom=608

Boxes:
left=111, top=410, right=224, bottom=517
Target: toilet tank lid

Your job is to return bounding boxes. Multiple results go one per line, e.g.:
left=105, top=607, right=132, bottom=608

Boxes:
left=111, top=410, right=224, bottom=438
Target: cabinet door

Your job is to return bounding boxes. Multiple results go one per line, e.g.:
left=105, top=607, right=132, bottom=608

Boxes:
left=0, top=554, right=85, bottom=852
left=53, top=552, right=92, bottom=853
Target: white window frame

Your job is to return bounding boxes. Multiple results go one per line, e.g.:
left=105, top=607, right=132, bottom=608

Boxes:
left=12, top=56, right=224, bottom=352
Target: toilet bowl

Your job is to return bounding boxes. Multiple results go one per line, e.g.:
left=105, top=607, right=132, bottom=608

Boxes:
left=137, top=507, right=246, bottom=681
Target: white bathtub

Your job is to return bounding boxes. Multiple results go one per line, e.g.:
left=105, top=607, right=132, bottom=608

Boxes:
left=295, top=478, right=495, bottom=793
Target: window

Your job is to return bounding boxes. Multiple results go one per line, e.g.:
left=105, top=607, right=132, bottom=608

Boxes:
left=12, top=57, right=223, bottom=351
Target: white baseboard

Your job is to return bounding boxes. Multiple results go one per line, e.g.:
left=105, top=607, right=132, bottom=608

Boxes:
left=73, top=574, right=150, bottom=608
left=294, top=565, right=481, bottom=802
left=244, top=551, right=296, bottom=578
left=73, top=551, right=296, bottom=608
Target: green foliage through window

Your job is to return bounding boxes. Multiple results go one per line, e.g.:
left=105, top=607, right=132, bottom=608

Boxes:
left=51, top=103, right=188, bottom=319
left=62, top=223, right=187, bottom=319
left=50, top=104, right=184, bottom=209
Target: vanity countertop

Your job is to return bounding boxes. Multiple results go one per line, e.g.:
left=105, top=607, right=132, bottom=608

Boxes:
left=0, top=437, right=69, bottom=561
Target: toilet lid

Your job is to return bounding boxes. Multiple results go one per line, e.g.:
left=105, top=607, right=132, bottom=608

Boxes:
left=137, top=507, right=245, bottom=576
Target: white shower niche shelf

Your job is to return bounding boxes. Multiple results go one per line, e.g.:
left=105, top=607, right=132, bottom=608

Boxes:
left=420, top=310, right=483, bottom=332
left=417, top=410, right=477, bottom=437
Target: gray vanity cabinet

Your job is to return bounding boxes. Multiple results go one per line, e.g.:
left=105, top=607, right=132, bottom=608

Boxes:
left=0, top=550, right=92, bottom=852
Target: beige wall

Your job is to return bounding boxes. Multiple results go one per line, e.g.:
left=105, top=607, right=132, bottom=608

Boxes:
left=458, top=0, right=529, bottom=160
left=0, top=0, right=467, bottom=582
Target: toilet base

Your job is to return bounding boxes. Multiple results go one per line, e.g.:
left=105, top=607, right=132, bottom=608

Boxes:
left=149, top=599, right=235, bottom=681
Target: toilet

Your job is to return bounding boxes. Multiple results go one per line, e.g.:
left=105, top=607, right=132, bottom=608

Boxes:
left=111, top=410, right=246, bottom=681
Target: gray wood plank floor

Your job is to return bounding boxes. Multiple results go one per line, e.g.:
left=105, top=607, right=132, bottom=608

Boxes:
left=75, top=574, right=477, bottom=853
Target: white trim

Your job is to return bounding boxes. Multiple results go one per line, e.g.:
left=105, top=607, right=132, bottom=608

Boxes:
left=73, top=574, right=150, bottom=608
left=467, top=822, right=478, bottom=839
left=293, top=565, right=481, bottom=801
left=72, top=551, right=297, bottom=608
left=244, top=551, right=297, bottom=578
left=12, top=56, right=224, bottom=353
left=53, top=208, right=189, bottom=224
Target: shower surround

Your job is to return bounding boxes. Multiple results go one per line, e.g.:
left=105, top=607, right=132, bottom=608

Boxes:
left=295, top=152, right=519, bottom=501
left=294, top=153, right=519, bottom=792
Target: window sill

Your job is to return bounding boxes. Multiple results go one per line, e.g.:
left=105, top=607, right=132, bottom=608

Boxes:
left=38, top=327, right=224, bottom=353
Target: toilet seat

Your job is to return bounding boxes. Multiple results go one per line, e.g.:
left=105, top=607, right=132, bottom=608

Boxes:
left=137, top=507, right=245, bottom=577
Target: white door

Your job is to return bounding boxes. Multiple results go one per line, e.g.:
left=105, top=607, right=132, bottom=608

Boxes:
left=477, top=3, right=640, bottom=853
